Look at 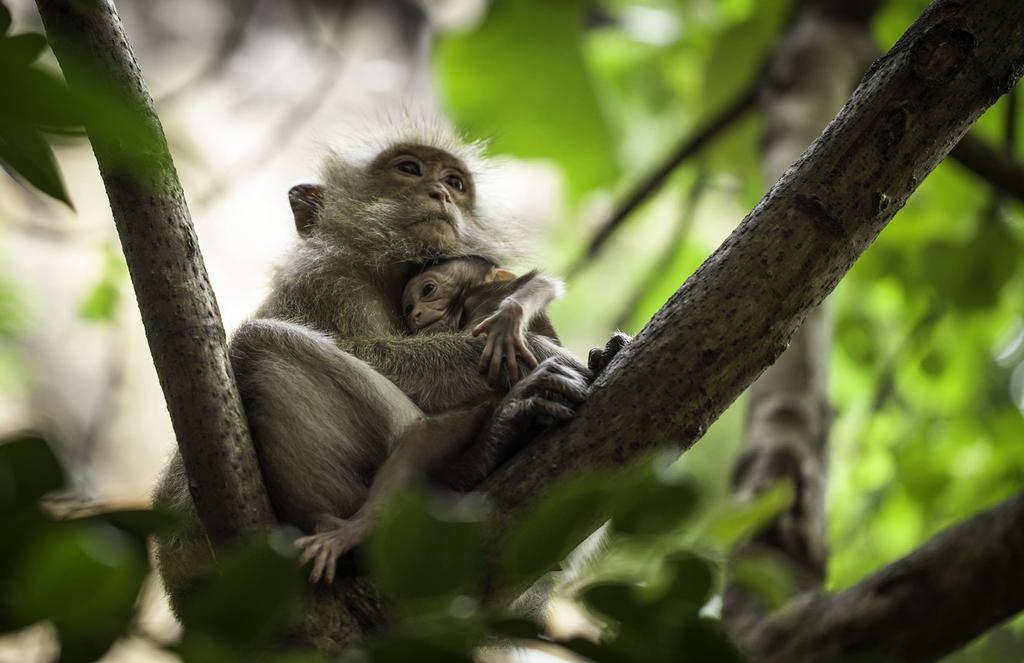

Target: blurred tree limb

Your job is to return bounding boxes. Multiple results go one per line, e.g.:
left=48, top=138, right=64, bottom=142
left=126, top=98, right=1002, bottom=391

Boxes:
left=740, top=490, right=1024, bottom=662
left=950, top=130, right=1024, bottom=206
left=722, top=0, right=878, bottom=638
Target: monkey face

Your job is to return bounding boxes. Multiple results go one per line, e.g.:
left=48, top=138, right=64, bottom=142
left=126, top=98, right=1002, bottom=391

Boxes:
left=367, top=144, right=476, bottom=254
left=402, top=269, right=462, bottom=334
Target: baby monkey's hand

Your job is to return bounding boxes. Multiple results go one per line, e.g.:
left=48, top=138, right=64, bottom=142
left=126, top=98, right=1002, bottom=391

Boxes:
left=472, top=300, right=538, bottom=385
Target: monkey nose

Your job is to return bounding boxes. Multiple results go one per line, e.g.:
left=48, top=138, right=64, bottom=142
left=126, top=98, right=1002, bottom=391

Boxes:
left=428, top=185, right=451, bottom=205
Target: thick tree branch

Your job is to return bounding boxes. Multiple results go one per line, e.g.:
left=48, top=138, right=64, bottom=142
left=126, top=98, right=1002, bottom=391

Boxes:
left=34, top=0, right=275, bottom=541
left=738, top=490, right=1024, bottom=662
left=949, top=130, right=1024, bottom=205
left=479, top=0, right=1024, bottom=601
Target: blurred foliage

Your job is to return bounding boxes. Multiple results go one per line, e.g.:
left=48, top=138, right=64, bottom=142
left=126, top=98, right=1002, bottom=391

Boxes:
left=2, top=433, right=769, bottom=661
left=0, top=1, right=79, bottom=206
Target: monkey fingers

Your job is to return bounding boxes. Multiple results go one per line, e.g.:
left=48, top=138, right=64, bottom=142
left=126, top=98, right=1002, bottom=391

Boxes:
left=526, top=360, right=589, bottom=404
left=587, top=332, right=631, bottom=378
left=524, top=395, right=576, bottom=426
left=295, top=518, right=368, bottom=584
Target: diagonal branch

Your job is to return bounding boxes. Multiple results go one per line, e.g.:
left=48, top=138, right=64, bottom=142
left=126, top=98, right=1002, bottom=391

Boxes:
left=479, top=0, right=1024, bottom=602
left=739, top=490, right=1024, bottom=663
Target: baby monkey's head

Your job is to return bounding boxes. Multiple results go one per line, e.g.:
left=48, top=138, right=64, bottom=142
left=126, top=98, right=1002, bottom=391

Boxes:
left=402, top=257, right=514, bottom=334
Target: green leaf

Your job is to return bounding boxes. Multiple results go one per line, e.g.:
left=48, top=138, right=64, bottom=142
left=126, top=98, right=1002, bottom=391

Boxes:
left=580, top=581, right=653, bottom=626
left=659, top=551, right=714, bottom=608
left=438, top=0, right=618, bottom=199
left=676, top=617, right=747, bottom=663
left=501, top=473, right=612, bottom=585
left=0, top=33, right=48, bottom=66
left=728, top=550, right=798, bottom=611
left=367, top=490, right=487, bottom=602
left=707, top=480, right=794, bottom=546
left=923, top=219, right=1020, bottom=311
left=0, top=66, right=81, bottom=131
left=0, top=119, right=72, bottom=207
left=609, top=469, right=699, bottom=537
left=178, top=532, right=304, bottom=646
left=0, top=432, right=65, bottom=511
left=11, top=521, right=147, bottom=662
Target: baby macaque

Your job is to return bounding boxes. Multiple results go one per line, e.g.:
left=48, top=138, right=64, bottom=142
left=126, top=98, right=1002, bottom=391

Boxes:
left=297, top=257, right=565, bottom=580
left=403, top=256, right=563, bottom=384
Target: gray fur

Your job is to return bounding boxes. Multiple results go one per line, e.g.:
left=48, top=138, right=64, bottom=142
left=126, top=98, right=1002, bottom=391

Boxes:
left=153, top=121, right=586, bottom=615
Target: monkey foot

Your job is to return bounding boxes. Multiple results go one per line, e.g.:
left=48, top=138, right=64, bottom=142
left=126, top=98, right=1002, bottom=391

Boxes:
left=295, top=516, right=368, bottom=584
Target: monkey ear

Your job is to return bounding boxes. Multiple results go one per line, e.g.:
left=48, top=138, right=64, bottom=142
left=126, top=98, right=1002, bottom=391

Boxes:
left=490, top=268, right=517, bottom=282
left=288, top=183, right=324, bottom=237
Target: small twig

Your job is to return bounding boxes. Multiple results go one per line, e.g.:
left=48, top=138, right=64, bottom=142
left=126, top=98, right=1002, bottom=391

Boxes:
left=566, top=84, right=758, bottom=278
left=949, top=130, right=1024, bottom=207
left=612, top=171, right=708, bottom=330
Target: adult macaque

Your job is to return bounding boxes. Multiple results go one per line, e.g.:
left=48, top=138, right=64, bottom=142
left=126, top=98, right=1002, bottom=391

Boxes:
left=296, top=258, right=567, bottom=582
left=153, top=118, right=626, bottom=604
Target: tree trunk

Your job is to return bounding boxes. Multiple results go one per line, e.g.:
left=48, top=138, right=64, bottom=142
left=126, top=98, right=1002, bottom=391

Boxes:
left=723, top=0, right=878, bottom=636
left=33, top=0, right=275, bottom=543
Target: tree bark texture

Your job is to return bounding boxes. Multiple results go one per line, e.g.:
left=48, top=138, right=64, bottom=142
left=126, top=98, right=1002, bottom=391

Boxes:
left=34, top=0, right=275, bottom=542
left=739, top=490, right=1024, bottom=662
left=723, top=1, right=877, bottom=636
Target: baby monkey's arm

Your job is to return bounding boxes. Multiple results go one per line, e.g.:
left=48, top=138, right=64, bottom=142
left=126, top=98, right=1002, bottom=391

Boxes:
left=473, top=271, right=564, bottom=385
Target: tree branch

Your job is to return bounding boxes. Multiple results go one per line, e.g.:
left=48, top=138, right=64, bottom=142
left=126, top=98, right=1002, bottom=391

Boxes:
left=479, top=0, right=1024, bottom=602
left=34, top=0, right=275, bottom=542
left=566, top=84, right=757, bottom=278
left=949, top=130, right=1024, bottom=205
left=738, top=490, right=1024, bottom=662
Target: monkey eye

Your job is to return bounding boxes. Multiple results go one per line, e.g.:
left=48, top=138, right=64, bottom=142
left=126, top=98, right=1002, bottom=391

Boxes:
left=444, top=174, right=465, bottom=192
left=421, top=283, right=436, bottom=297
left=397, top=160, right=421, bottom=176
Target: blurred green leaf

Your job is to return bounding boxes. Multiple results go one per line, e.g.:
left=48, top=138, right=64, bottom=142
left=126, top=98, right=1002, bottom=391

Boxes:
left=179, top=532, right=304, bottom=646
left=501, top=473, right=612, bottom=584
left=12, top=521, right=147, bottom=662
left=676, top=617, right=747, bottom=663
left=609, top=468, right=699, bottom=537
left=707, top=481, right=794, bottom=546
left=728, top=550, right=798, bottom=611
left=0, top=432, right=65, bottom=512
left=0, top=119, right=72, bottom=207
left=0, top=66, right=81, bottom=132
left=438, top=0, right=618, bottom=199
left=580, top=580, right=654, bottom=626
left=0, top=33, right=47, bottom=66
left=659, top=550, right=714, bottom=608
left=367, top=490, right=486, bottom=602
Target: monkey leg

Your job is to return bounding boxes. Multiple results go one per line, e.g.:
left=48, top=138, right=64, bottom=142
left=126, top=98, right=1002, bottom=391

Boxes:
left=230, top=318, right=424, bottom=532
left=438, top=357, right=590, bottom=490
left=296, top=401, right=496, bottom=584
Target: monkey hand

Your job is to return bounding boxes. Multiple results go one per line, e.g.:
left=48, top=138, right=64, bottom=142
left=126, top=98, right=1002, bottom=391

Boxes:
left=498, top=355, right=589, bottom=430
left=295, top=513, right=369, bottom=584
left=472, top=300, right=538, bottom=385
left=587, top=332, right=631, bottom=382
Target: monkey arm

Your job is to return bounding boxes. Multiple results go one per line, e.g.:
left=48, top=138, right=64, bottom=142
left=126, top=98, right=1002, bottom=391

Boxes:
left=342, top=332, right=576, bottom=412
left=471, top=273, right=566, bottom=384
